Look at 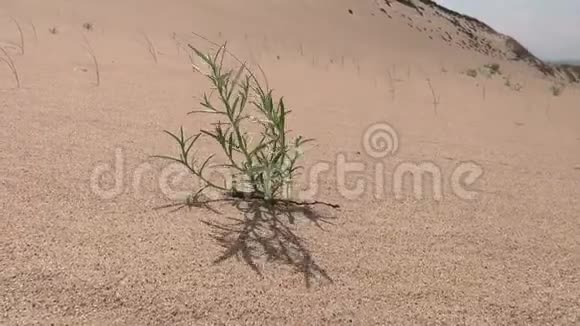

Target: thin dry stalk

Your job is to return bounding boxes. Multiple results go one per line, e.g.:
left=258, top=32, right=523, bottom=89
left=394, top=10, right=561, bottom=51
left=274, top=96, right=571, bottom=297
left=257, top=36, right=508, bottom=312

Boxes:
left=189, top=30, right=270, bottom=90
left=187, top=52, right=196, bottom=69
left=387, top=69, right=396, bottom=100
left=0, top=47, right=21, bottom=88
left=482, top=83, right=486, bottom=101
left=172, top=32, right=199, bottom=64
left=9, top=16, right=24, bottom=55
left=142, top=32, right=158, bottom=63
left=82, top=34, right=100, bottom=86
left=171, top=32, right=181, bottom=55
left=426, top=78, right=440, bottom=115
left=30, top=21, right=38, bottom=42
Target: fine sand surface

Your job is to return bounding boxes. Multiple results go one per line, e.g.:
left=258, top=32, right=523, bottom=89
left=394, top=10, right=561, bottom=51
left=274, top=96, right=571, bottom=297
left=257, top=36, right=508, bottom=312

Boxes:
left=1, top=0, right=579, bottom=324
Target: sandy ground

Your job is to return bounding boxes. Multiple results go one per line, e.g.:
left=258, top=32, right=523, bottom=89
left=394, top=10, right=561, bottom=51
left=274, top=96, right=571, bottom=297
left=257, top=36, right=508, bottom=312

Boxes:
left=1, top=0, right=579, bottom=324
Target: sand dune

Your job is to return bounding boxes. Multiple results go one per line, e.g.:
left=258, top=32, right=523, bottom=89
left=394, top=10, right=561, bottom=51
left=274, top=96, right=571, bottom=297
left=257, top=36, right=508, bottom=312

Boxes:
left=1, top=0, right=579, bottom=324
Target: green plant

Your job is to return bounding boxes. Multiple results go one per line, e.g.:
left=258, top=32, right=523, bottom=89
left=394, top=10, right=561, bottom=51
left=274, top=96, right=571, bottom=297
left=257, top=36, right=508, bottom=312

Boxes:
left=484, top=63, right=501, bottom=75
left=504, top=76, right=522, bottom=91
left=466, top=64, right=500, bottom=79
left=550, top=83, right=564, bottom=96
left=465, top=69, right=477, bottom=78
left=156, top=44, right=312, bottom=203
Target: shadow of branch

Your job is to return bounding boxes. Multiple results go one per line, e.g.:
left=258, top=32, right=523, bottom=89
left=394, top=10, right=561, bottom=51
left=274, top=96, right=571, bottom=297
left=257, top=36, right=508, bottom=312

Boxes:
left=156, top=197, right=337, bottom=287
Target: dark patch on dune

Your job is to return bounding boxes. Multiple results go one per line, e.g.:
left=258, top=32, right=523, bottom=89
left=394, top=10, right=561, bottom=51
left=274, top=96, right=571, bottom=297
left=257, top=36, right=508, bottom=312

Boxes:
left=382, top=0, right=577, bottom=81
left=556, top=65, right=580, bottom=83
left=416, top=0, right=496, bottom=33
left=379, top=7, right=392, bottom=18
left=505, top=37, right=556, bottom=77
left=396, top=0, right=424, bottom=16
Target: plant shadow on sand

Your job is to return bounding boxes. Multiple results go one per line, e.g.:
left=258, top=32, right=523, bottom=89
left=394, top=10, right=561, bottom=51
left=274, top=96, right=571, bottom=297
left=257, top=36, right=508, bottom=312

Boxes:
left=156, top=197, right=338, bottom=287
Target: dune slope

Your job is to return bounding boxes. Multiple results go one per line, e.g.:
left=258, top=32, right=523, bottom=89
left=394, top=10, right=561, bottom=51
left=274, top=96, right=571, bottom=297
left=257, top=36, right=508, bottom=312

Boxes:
left=1, top=0, right=579, bottom=324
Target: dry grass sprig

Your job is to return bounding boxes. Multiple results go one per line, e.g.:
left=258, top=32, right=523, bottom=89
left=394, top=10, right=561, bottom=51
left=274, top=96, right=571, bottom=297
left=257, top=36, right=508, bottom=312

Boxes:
left=0, top=47, right=21, bottom=88
left=9, top=16, right=24, bottom=55
left=141, top=32, right=158, bottom=63
left=426, top=78, right=440, bottom=115
left=30, top=21, right=38, bottom=42
left=82, top=34, right=100, bottom=86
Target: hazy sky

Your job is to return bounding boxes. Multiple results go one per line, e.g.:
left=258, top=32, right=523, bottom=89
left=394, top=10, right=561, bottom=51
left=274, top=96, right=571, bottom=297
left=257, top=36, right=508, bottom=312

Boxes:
left=436, top=0, right=580, bottom=61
